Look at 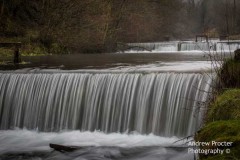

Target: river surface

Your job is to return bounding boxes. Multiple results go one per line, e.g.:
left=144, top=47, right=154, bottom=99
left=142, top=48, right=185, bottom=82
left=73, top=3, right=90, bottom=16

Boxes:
left=0, top=52, right=213, bottom=70
left=0, top=51, right=217, bottom=160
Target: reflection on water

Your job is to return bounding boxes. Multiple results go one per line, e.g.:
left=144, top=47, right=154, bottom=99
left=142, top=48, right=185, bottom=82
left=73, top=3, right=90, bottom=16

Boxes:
left=0, top=53, right=209, bottom=70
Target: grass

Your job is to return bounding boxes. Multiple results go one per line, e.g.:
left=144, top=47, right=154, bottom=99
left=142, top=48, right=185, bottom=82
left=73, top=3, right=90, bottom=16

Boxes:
left=0, top=48, right=13, bottom=57
left=0, top=46, right=47, bottom=58
left=0, top=30, right=69, bottom=59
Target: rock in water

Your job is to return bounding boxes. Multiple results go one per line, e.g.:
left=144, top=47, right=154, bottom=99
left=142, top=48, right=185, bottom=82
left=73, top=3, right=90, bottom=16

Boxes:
left=234, top=49, right=240, bottom=61
left=49, top=143, right=81, bottom=152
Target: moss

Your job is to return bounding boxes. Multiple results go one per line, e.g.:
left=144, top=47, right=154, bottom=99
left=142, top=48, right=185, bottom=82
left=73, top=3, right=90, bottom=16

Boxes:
left=196, top=121, right=240, bottom=142
left=197, top=89, right=240, bottom=160
left=196, top=120, right=240, bottom=160
left=208, top=89, right=240, bottom=121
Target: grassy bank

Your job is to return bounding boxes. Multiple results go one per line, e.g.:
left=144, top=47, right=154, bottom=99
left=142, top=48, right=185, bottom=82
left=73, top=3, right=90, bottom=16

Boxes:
left=196, top=89, right=240, bottom=159
left=195, top=50, right=240, bottom=159
left=196, top=120, right=240, bottom=160
left=0, top=34, right=69, bottom=58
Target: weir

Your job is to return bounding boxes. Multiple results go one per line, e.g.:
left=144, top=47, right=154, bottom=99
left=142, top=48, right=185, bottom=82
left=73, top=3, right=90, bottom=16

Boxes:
left=216, top=41, right=240, bottom=52
left=127, top=42, right=179, bottom=52
left=0, top=72, right=212, bottom=137
left=126, top=40, right=240, bottom=52
left=179, top=42, right=210, bottom=51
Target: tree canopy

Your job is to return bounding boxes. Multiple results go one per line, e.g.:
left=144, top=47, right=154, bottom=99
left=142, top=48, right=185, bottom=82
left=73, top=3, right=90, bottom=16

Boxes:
left=0, top=0, right=240, bottom=53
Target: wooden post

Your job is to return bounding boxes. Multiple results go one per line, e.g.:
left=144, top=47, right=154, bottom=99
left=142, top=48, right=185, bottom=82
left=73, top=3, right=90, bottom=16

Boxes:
left=14, top=46, right=21, bottom=64
left=177, top=43, right=181, bottom=51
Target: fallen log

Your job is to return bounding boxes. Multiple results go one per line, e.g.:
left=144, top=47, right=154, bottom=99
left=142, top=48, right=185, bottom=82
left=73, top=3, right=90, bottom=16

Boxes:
left=49, top=143, right=81, bottom=152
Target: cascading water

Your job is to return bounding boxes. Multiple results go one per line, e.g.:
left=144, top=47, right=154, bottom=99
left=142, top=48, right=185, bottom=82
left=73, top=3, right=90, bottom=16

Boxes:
left=154, top=42, right=178, bottom=51
left=125, top=40, right=240, bottom=53
left=0, top=72, right=211, bottom=138
left=126, top=42, right=178, bottom=52
left=179, top=42, right=210, bottom=51
left=216, top=42, right=240, bottom=52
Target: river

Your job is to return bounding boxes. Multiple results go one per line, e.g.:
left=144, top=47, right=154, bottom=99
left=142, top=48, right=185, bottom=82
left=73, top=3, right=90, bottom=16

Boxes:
left=0, top=40, right=231, bottom=159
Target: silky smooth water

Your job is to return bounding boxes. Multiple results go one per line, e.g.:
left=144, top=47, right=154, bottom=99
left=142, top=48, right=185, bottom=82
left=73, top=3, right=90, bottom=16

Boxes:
left=126, top=40, right=240, bottom=53
left=0, top=50, right=215, bottom=159
left=0, top=72, right=211, bottom=137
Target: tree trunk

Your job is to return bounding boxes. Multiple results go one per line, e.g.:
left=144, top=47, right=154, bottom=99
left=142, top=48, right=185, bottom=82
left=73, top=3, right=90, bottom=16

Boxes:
left=0, top=0, right=4, bottom=16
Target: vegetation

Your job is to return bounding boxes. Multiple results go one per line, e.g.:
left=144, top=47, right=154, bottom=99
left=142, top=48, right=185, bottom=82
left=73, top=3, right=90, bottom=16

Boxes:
left=196, top=50, right=240, bottom=159
left=208, top=89, right=240, bottom=121
left=1, top=0, right=240, bottom=55
left=218, top=59, right=240, bottom=89
left=196, top=89, right=240, bottom=160
left=196, top=120, right=240, bottom=160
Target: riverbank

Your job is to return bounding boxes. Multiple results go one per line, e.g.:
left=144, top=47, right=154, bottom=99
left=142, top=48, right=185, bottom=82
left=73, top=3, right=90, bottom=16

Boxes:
left=195, top=50, right=240, bottom=159
left=0, top=35, right=69, bottom=57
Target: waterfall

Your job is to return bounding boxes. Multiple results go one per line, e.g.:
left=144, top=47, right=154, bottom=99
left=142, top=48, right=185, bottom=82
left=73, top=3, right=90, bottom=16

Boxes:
left=0, top=72, right=212, bottom=137
left=154, top=42, right=178, bottom=51
left=126, top=40, right=240, bottom=52
left=179, top=42, right=210, bottom=51
left=216, top=42, right=240, bottom=52
left=127, top=42, right=178, bottom=52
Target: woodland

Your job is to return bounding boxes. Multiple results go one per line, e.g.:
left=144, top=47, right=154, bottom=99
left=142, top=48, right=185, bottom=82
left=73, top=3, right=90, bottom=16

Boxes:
left=0, top=0, right=240, bottom=53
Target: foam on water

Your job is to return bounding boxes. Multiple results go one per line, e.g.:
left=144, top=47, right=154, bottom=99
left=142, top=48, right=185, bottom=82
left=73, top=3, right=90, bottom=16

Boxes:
left=124, top=40, right=240, bottom=53
left=108, top=61, right=216, bottom=72
left=1, top=61, right=217, bottom=74
left=0, top=129, right=183, bottom=154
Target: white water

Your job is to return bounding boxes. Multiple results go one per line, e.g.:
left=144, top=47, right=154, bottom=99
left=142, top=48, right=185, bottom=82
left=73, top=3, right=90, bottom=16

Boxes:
left=0, top=60, right=213, bottom=159
left=110, top=61, right=214, bottom=73
left=124, top=40, right=240, bottom=53
left=0, top=129, right=182, bottom=154
left=0, top=129, right=194, bottom=160
left=6, top=61, right=214, bottom=73
left=0, top=72, right=212, bottom=137
left=128, top=41, right=178, bottom=52
left=179, top=42, right=210, bottom=51
left=216, top=42, right=240, bottom=52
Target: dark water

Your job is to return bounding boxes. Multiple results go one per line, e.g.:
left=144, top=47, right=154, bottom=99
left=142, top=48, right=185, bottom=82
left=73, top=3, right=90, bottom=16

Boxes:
left=0, top=53, right=208, bottom=70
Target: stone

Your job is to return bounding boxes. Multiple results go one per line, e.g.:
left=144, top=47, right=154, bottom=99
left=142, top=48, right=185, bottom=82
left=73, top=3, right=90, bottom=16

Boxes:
left=234, top=49, right=240, bottom=61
